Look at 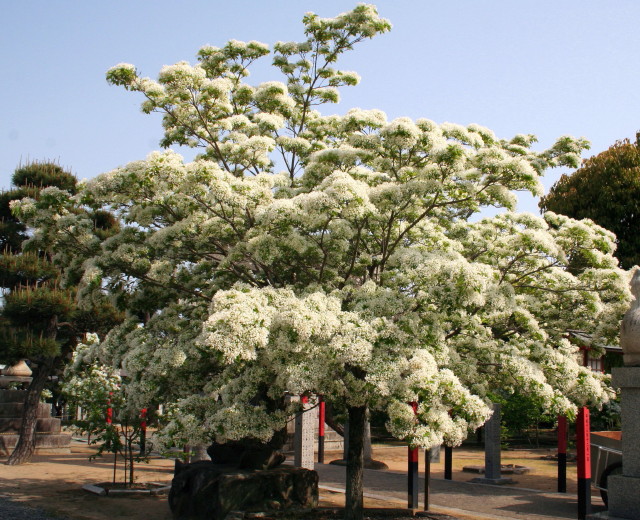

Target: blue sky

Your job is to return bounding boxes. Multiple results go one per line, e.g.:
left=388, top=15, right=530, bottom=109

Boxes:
left=2, top=1, right=639, bottom=215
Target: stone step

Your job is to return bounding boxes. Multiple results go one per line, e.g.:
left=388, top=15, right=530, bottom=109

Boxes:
left=0, top=417, right=61, bottom=433
left=0, top=389, right=28, bottom=403
left=0, top=432, right=72, bottom=456
left=0, top=402, right=52, bottom=419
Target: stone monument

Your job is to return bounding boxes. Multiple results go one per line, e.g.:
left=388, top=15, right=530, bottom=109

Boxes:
left=605, top=270, right=640, bottom=519
left=471, top=402, right=514, bottom=485
left=294, top=398, right=315, bottom=470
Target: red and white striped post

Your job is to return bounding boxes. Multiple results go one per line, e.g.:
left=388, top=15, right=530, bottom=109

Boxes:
left=557, top=414, right=567, bottom=493
left=408, top=401, right=419, bottom=510
left=576, top=407, right=591, bottom=519
left=318, top=396, right=325, bottom=463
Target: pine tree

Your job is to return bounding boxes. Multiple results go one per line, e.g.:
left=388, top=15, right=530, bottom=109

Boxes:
left=1, top=161, right=122, bottom=465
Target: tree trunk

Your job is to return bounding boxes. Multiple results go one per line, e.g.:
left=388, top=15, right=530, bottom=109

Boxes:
left=6, top=357, right=54, bottom=465
left=345, top=405, right=366, bottom=520
left=128, top=437, right=134, bottom=486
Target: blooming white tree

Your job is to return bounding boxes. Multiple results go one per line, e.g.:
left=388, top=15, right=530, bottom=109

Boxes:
left=13, top=5, right=631, bottom=519
left=63, top=334, right=151, bottom=486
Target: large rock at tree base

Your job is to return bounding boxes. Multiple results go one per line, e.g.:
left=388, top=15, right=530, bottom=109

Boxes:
left=169, top=461, right=318, bottom=520
left=207, top=442, right=286, bottom=470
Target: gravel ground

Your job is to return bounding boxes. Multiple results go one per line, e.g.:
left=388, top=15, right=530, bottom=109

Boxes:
left=0, top=497, right=71, bottom=520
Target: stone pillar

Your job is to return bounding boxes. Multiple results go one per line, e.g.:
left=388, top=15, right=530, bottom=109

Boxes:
left=363, top=415, right=372, bottom=462
left=607, top=367, right=640, bottom=519
left=294, top=398, right=314, bottom=470
left=471, top=402, right=513, bottom=485
left=484, top=402, right=503, bottom=480
left=429, top=445, right=441, bottom=463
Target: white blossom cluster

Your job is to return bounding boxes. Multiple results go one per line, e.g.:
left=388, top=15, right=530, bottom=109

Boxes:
left=62, top=335, right=125, bottom=421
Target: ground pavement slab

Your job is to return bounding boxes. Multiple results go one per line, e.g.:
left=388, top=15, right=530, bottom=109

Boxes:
left=314, top=462, right=608, bottom=520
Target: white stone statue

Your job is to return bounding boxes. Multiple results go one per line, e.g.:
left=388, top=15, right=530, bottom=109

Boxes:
left=620, top=269, right=640, bottom=366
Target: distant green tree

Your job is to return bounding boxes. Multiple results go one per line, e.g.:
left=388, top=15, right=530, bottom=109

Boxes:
left=540, top=134, right=640, bottom=270
left=489, top=391, right=554, bottom=447
left=0, top=161, right=122, bottom=465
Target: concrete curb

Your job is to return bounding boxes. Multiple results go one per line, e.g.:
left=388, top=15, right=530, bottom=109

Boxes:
left=81, top=482, right=171, bottom=497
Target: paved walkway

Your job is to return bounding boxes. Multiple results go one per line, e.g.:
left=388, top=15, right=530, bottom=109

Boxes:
left=314, top=463, right=607, bottom=520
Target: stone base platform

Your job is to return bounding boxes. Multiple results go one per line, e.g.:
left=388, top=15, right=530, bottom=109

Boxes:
left=0, top=389, right=71, bottom=456
left=0, top=432, right=72, bottom=456
left=470, top=476, right=515, bottom=485
left=607, top=474, right=640, bottom=519
left=588, top=513, right=629, bottom=520
left=463, top=464, right=530, bottom=474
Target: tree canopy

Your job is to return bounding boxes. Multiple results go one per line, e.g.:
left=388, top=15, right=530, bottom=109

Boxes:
left=2, top=161, right=122, bottom=465
left=12, top=4, right=631, bottom=516
left=540, top=134, right=640, bottom=270
left=1, top=162, right=79, bottom=366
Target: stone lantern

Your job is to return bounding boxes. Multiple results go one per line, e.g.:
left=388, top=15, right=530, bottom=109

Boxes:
left=604, top=269, right=640, bottom=518
left=0, top=360, right=71, bottom=456
left=619, top=269, right=640, bottom=367
left=0, top=359, right=33, bottom=378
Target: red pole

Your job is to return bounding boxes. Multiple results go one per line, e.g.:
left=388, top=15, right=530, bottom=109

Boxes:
left=140, top=408, right=147, bottom=454
left=408, top=401, right=419, bottom=510
left=107, top=392, right=114, bottom=480
left=318, top=396, right=325, bottom=463
left=557, top=415, right=567, bottom=493
left=576, top=407, right=591, bottom=519
left=106, top=392, right=113, bottom=425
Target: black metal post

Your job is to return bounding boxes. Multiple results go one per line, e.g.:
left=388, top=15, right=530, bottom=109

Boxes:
left=444, top=445, right=453, bottom=480
left=557, top=414, right=567, bottom=493
left=424, top=450, right=431, bottom=511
